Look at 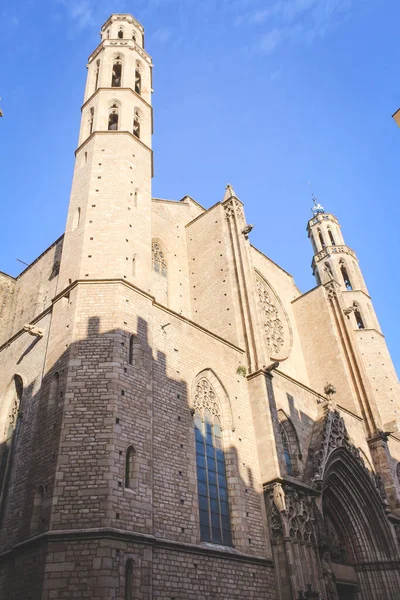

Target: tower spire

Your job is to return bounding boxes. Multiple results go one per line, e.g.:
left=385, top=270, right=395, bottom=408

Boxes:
left=308, top=181, right=324, bottom=216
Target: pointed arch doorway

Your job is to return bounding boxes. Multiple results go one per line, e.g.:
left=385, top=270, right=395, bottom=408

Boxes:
left=322, top=447, right=400, bottom=600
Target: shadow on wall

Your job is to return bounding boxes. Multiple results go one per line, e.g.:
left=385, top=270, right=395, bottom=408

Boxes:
left=0, top=314, right=273, bottom=600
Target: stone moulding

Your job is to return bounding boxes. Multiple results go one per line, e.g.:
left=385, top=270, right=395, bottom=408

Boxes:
left=254, top=269, right=293, bottom=361
left=0, top=528, right=273, bottom=566
left=311, top=407, right=390, bottom=512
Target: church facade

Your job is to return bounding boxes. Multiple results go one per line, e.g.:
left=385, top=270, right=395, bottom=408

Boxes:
left=1, top=13, right=400, bottom=600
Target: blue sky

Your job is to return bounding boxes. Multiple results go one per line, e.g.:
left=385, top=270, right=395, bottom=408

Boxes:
left=1, top=0, right=400, bottom=371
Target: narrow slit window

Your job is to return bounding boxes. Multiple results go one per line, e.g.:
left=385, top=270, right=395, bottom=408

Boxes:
left=89, top=107, right=94, bottom=135
left=48, top=372, right=60, bottom=406
left=133, top=109, right=140, bottom=139
left=125, top=446, right=137, bottom=489
left=118, top=29, right=124, bottom=39
left=94, top=59, right=100, bottom=91
left=30, top=485, right=44, bottom=534
left=128, top=335, right=142, bottom=368
left=124, top=559, right=134, bottom=600
left=135, top=68, right=141, bottom=95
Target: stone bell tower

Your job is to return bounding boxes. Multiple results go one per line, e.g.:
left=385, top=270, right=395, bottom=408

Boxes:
left=307, top=195, right=400, bottom=436
left=307, top=195, right=373, bottom=331
left=59, top=13, right=153, bottom=292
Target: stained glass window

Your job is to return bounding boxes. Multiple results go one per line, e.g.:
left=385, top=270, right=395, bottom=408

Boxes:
left=194, top=379, right=232, bottom=546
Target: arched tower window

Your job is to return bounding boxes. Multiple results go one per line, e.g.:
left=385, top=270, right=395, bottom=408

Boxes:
left=353, top=304, right=365, bottom=330
left=0, top=375, right=23, bottom=504
left=277, top=410, right=300, bottom=477
left=111, top=57, right=122, bottom=87
left=340, top=261, right=352, bottom=290
left=135, top=63, right=141, bottom=95
left=48, top=372, right=60, bottom=407
left=280, top=423, right=293, bottom=475
left=108, top=103, right=119, bottom=131
left=118, top=29, right=124, bottom=39
left=125, top=446, right=137, bottom=489
left=124, top=559, right=134, bottom=600
left=132, top=31, right=136, bottom=42
left=94, top=59, right=100, bottom=91
left=133, top=108, right=141, bottom=139
left=324, top=262, right=333, bottom=280
left=318, top=228, right=326, bottom=249
left=328, top=228, right=336, bottom=246
left=89, top=107, right=94, bottom=135
left=30, top=485, right=44, bottom=535
left=128, top=334, right=142, bottom=368
left=152, top=241, right=167, bottom=276
left=193, top=378, right=232, bottom=546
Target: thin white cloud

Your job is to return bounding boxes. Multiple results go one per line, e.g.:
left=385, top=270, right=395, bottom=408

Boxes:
left=151, top=27, right=172, bottom=44
left=236, top=0, right=357, bottom=54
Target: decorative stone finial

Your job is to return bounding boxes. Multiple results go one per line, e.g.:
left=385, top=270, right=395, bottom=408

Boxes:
left=308, top=181, right=324, bottom=216
left=223, top=183, right=236, bottom=202
left=324, top=383, right=336, bottom=399
left=311, top=193, right=325, bottom=216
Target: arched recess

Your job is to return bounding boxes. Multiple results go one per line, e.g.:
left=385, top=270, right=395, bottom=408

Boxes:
left=151, top=239, right=168, bottom=306
left=0, top=375, right=23, bottom=520
left=322, top=448, right=400, bottom=597
left=191, top=369, right=233, bottom=546
left=277, top=409, right=301, bottom=476
left=191, top=369, right=234, bottom=433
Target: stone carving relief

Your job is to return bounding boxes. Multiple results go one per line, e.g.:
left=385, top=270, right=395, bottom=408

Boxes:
left=224, top=198, right=245, bottom=222
left=152, top=241, right=167, bottom=276
left=255, top=271, right=292, bottom=360
left=193, top=378, right=220, bottom=418
left=267, top=483, right=315, bottom=544
left=311, top=407, right=390, bottom=511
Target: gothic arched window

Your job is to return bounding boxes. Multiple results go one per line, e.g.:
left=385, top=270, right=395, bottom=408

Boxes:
left=135, top=65, right=141, bottom=95
left=324, top=262, right=333, bottom=279
left=133, top=108, right=141, bottom=139
left=280, top=422, right=293, bottom=475
left=89, top=107, right=94, bottom=135
left=125, top=446, right=137, bottom=489
left=128, top=334, right=142, bottom=367
left=31, top=485, right=44, bottom=535
left=48, top=372, right=60, bottom=407
left=118, top=29, right=124, bottom=39
left=111, top=58, right=122, bottom=87
left=193, top=378, right=232, bottom=546
left=124, top=559, right=134, bottom=600
left=94, top=59, right=100, bottom=91
left=328, top=228, right=336, bottom=246
left=340, top=262, right=352, bottom=290
left=0, top=375, right=23, bottom=506
left=318, top=228, right=326, bottom=249
left=152, top=241, right=167, bottom=277
left=353, top=305, right=365, bottom=330
left=108, top=103, right=119, bottom=131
